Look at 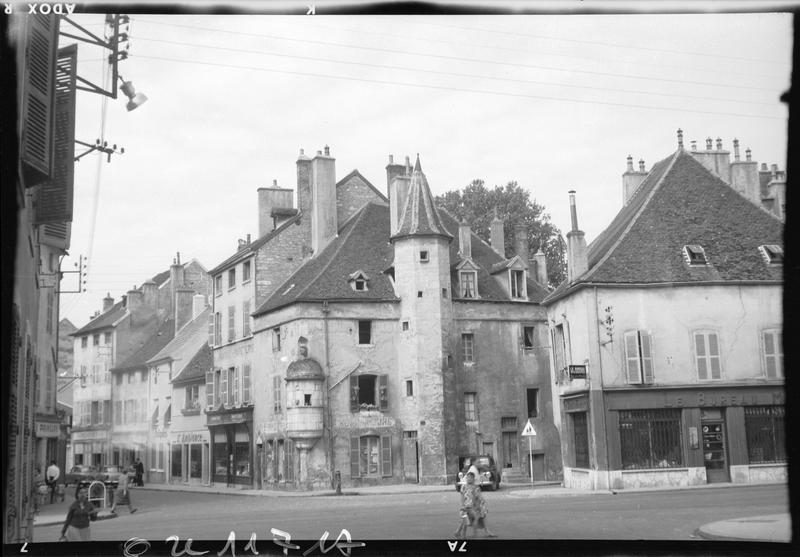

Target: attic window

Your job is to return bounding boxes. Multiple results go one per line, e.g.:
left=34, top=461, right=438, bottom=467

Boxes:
left=459, top=271, right=478, bottom=298
left=419, top=250, right=429, bottom=262
left=348, top=270, right=370, bottom=292
left=759, top=245, right=783, bottom=265
left=683, top=245, right=707, bottom=266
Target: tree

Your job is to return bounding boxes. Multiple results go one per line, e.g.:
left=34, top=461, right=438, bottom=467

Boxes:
left=436, top=180, right=566, bottom=287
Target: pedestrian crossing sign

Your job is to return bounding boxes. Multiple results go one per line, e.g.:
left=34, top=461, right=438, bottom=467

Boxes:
left=521, top=419, right=536, bottom=436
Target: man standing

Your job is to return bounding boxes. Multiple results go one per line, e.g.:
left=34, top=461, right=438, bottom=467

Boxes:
left=46, top=460, right=60, bottom=504
left=135, top=458, right=144, bottom=487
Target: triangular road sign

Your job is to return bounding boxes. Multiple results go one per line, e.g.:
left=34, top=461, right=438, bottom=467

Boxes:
left=521, top=419, right=536, bottom=436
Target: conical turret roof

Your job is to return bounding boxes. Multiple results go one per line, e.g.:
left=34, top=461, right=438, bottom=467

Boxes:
left=391, top=155, right=453, bottom=241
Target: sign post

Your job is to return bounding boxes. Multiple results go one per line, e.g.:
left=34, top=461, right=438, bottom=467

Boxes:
left=521, top=419, right=536, bottom=487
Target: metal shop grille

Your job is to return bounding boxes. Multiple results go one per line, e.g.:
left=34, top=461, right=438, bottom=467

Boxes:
left=619, top=409, right=683, bottom=470
left=745, top=406, right=786, bottom=464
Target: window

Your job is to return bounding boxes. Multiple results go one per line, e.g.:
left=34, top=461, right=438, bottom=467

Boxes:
left=694, top=331, right=721, bottom=380
left=81, top=336, right=87, bottom=348
left=272, top=328, right=281, bottom=351
left=461, top=333, right=474, bottom=363
left=522, top=325, right=535, bottom=350
left=355, top=278, right=367, bottom=291
left=93, top=334, right=100, bottom=346
left=46, top=292, right=53, bottom=333
left=442, top=288, right=448, bottom=299
left=572, top=412, right=590, bottom=468
left=92, top=363, right=101, bottom=384
left=619, top=409, right=683, bottom=470
left=304, top=394, right=312, bottom=406
left=350, top=435, right=392, bottom=478
left=683, top=245, right=707, bottom=265
left=231, top=367, right=239, bottom=407
left=358, top=320, right=372, bottom=345
left=759, top=245, right=783, bottom=265
left=228, top=268, right=236, bottom=290
left=402, top=321, right=409, bottom=331
left=242, top=260, right=252, bottom=282
left=91, top=401, right=100, bottom=424
left=243, top=300, right=251, bottom=336
left=80, top=401, right=90, bottom=426
left=124, top=400, right=133, bottom=425
left=744, top=406, right=786, bottom=464
left=214, top=275, right=222, bottom=296
left=185, top=385, right=199, bottom=409
left=406, top=380, right=413, bottom=397
left=762, top=329, right=783, bottom=378
left=228, top=306, right=236, bottom=342
left=624, top=331, right=654, bottom=384
left=419, top=250, right=429, bottom=262
left=243, top=364, right=251, bottom=404
left=220, top=367, right=228, bottom=407
left=552, top=324, right=568, bottom=378
left=526, top=389, right=538, bottom=418
left=205, top=369, right=215, bottom=407
left=114, top=401, right=122, bottom=425
left=417, top=291, right=423, bottom=298
left=104, top=332, right=112, bottom=344
left=459, top=271, right=477, bottom=298
left=273, top=375, right=283, bottom=413
left=214, top=312, right=222, bottom=346
left=350, top=374, right=388, bottom=411
left=464, top=392, right=477, bottom=421
left=510, top=269, right=525, bottom=298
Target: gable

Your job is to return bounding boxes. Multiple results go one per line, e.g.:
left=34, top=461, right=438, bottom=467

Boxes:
left=337, top=170, right=389, bottom=226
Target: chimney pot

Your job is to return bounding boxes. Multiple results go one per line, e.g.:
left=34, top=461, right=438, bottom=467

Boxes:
left=733, top=139, right=740, bottom=161
left=317, top=150, right=322, bottom=156
left=568, top=190, right=579, bottom=232
left=761, top=163, right=768, bottom=171
left=388, top=154, right=394, bottom=164
left=324, top=145, right=330, bottom=156
left=691, top=140, right=697, bottom=151
left=677, top=128, right=684, bottom=148
left=626, top=155, right=634, bottom=172
left=299, top=148, right=305, bottom=156
left=247, top=233, right=251, bottom=244
left=273, top=179, right=278, bottom=187
left=716, top=138, right=723, bottom=150
left=638, top=159, right=645, bottom=173
left=706, top=137, right=713, bottom=150
left=746, top=149, right=752, bottom=162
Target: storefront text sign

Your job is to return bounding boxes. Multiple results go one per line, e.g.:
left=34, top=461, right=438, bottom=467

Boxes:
left=35, top=421, right=60, bottom=438
left=664, top=390, right=785, bottom=408
left=334, top=414, right=396, bottom=430
left=71, top=430, right=108, bottom=441
left=171, top=431, right=209, bottom=444
left=208, top=411, right=250, bottom=426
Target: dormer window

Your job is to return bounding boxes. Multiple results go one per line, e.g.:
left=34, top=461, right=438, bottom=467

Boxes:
left=683, top=245, right=707, bottom=266
left=419, top=250, right=429, bottom=262
left=759, top=245, right=783, bottom=265
left=459, top=271, right=477, bottom=298
left=510, top=269, right=526, bottom=299
left=348, top=270, right=370, bottom=292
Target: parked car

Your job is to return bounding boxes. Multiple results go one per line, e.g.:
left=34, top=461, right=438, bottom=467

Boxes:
left=97, top=465, right=125, bottom=487
left=454, top=455, right=501, bottom=491
left=65, top=465, right=98, bottom=486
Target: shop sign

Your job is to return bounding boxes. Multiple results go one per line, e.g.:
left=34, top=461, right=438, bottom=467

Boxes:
left=71, top=430, right=106, bottom=441
left=334, top=414, right=396, bottom=431
left=207, top=411, right=249, bottom=426
left=562, top=396, right=589, bottom=413
left=35, top=421, right=60, bottom=438
left=664, top=390, right=785, bottom=408
left=568, top=365, right=587, bottom=379
left=171, top=431, right=209, bottom=444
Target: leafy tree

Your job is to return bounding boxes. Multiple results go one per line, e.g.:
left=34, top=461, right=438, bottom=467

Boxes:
left=436, top=180, right=566, bottom=287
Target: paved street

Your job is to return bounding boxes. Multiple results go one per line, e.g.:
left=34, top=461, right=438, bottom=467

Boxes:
left=32, top=484, right=789, bottom=542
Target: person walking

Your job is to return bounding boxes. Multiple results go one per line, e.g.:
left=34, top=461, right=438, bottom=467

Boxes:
left=109, top=482, right=138, bottom=515
left=46, top=460, right=60, bottom=504
left=134, top=458, right=144, bottom=487
left=59, top=487, right=98, bottom=542
left=458, top=472, right=497, bottom=538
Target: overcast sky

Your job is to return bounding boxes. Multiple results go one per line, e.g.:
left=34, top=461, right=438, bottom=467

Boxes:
left=53, top=3, right=792, bottom=327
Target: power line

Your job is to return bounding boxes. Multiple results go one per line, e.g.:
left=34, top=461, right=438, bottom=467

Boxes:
left=131, top=17, right=781, bottom=93
left=132, top=53, right=785, bottom=121
left=131, top=35, right=779, bottom=108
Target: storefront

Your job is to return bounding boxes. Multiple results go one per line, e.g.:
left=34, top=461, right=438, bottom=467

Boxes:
left=207, top=408, right=254, bottom=487
left=35, top=419, right=60, bottom=471
left=563, top=384, right=787, bottom=490
left=71, top=430, right=111, bottom=467
left=169, top=431, right=210, bottom=485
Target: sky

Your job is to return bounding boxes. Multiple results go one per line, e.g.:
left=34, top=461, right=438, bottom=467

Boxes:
left=47, top=2, right=793, bottom=327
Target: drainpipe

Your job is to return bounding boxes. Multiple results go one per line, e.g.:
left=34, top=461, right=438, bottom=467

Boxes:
left=322, top=301, right=333, bottom=489
left=593, top=287, right=611, bottom=489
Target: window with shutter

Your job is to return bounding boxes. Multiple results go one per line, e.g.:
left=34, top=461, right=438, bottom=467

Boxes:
left=378, top=375, right=389, bottom=411
left=381, top=436, right=392, bottom=477
left=205, top=370, right=214, bottom=407
left=694, top=331, right=721, bottom=380
left=208, top=313, right=215, bottom=347
left=243, top=300, right=251, bottom=336
left=220, top=369, right=228, bottom=407
left=228, top=306, right=236, bottom=342
left=243, top=364, right=251, bottom=404
left=350, top=375, right=359, bottom=413
left=624, top=331, right=654, bottom=384
left=762, top=329, right=783, bottom=378
left=232, top=367, right=240, bottom=407
left=350, top=437, right=360, bottom=478
left=21, top=14, right=59, bottom=185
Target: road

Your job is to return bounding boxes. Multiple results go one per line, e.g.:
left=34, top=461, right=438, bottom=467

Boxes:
left=33, top=484, right=788, bottom=542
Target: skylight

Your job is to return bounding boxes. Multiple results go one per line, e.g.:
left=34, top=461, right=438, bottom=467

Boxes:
left=683, top=245, right=707, bottom=266
left=759, top=245, right=783, bottom=265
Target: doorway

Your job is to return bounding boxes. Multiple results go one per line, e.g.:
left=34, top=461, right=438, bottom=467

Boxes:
left=402, top=431, right=419, bottom=483
left=701, top=417, right=729, bottom=483
left=501, top=432, right=519, bottom=469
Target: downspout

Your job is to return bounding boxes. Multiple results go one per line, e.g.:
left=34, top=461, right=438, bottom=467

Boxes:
left=322, top=301, right=333, bottom=488
left=593, top=287, right=611, bottom=489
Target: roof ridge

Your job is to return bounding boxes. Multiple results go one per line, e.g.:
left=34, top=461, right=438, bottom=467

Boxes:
left=337, top=169, right=389, bottom=203
left=583, top=149, right=682, bottom=282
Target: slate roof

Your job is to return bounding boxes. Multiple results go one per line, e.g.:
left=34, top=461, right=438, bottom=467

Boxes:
left=172, top=344, right=213, bottom=385
left=148, top=308, right=212, bottom=383
left=391, top=157, right=453, bottom=241
left=111, top=319, right=176, bottom=372
left=545, top=149, right=784, bottom=303
left=208, top=213, right=302, bottom=275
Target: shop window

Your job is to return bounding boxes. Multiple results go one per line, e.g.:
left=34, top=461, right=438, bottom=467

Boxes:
left=572, top=412, right=590, bottom=468
left=350, top=435, right=392, bottom=478
left=464, top=392, right=477, bottom=422
left=526, top=389, right=538, bottom=418
left=694, top=330, right=721, bottom=380
left=214, top=440, right=228, bottom=477
left=350, top=374, right=388, bottom=412
left=624, top=330, right=654, bottom=384
left=762, top=329, right=783, bottom=379
left=358, top=320, right=372, bottom=345
left=190, top=444, right=202, bottom=478
left=462, top=333, right=474, bottom=363
left=619, top=409, right=683, bottom=470
left=235, top=438, right=251, bottom=479
left=745, top=406, right=786, bottom=464
left=171, top=445, right=182, bottom=477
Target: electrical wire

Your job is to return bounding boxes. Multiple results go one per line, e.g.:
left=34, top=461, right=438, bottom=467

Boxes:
left=132, top=53, right=786, bottom=121
left=130, top=35, right=779, bottom=108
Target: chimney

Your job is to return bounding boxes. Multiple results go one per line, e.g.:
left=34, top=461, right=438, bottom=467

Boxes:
left=141, top=281, right=158, bottom=314
left=458, top=219, right=472, bottom=259
left=622, top=155, right=648, bottom=205
left=677, top=128, right=684, bottom=148
left=310, top=146, right=337, bottom=256
left=566, top=191, right=588, bottom=282
left=513, top=224, right=529, bottom=269
left=533, top=249, right=548, bottom=286
left=296, top=147, right=313, bottom=223
left=103, top=293, right=114, bottom=313
left=169, top=254, right=185, bottom=317
left=388, top=155, right=411, bottom=234
left=690, top=136, right=730, bottom=183
left=126, top=286, right=144, bottom=318
left=192, top=293, right=206, bottom=320
left=175, top=287, right=195, bottom=333
left=258, top=180, right=294, bottom=236
left=730, top=142, right=760, bottom=205
left=490, top=209, right=505, bottom=257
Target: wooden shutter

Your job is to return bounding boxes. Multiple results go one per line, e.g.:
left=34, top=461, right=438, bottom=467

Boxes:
left=21, top=14, right=59, bottom=185
left=208, top=312, right=215, bottom=347
left=640, top=332, right=654, bottom=384
left=694, top=333, right=708, bottom=380
left=285, top=439, right=294, bottom=482
left=624, top=331, right=641, bottom=383
left=708, top=332, right=721, bottom=379
left=220, top=369, right=228, bottom=407
left=350, top=375, right=359, bottom=412
left=378, top=374, right=389, bottom=411
left=243, top=364, right=251, bottom=404
left=205, top=369, right=214, bottom=407
left=350, top=437, right=360, bottom=478
left=380, top=435, right=392, bottom=477
left=233, top=367, right=240, bottom=407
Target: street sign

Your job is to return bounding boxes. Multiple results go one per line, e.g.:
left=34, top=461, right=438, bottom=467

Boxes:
left=521, top=419, right=536, bottom=437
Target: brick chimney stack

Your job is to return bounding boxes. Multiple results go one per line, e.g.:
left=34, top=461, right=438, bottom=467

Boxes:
left=310, top=146, right=337, bottom=257
left=689, top=135, right=730, bottom=183
left=103, top=293, right=114, bottom=313
left=458, top=219, right=472, bottom=259
left=490, top=209, right=505, bottom=257
left=388, top=154, right=411, bottom=235
left=730, top=140, right=760, bottom=206
left=513, top=224, right=529, bottom=269
left=566, top=191, right=588, bottom=283
left=258, top=179, right=294, bottom=237
left=533, top=249, right=548, bottom=286
left=175, top=287, right=195, bottom=333
left=622, top=155, right=648, bottom=205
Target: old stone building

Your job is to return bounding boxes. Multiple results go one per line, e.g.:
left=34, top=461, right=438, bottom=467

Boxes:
left=247, top=153, right=559, bottom=490
left=546, top=131, right=784, bottom=491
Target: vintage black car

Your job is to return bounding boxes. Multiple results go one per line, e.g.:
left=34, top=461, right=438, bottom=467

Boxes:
left=64, top=465, right=98, bottom=486
left=97, top=465, right=125, bottom=487
left=454, top=454, right=501, bottom=491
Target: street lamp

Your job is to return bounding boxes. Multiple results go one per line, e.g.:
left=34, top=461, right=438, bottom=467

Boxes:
left=119, top=76, right=147, bottom=112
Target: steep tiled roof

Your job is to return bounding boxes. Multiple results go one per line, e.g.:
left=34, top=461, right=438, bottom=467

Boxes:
left=391, top=157, right=452, bottom=241
left=150, top=308, right=211, bottom=379
left=172, top=344, right=212, bottom=385
left=545, top=150, right=783, bottom=302
left=111, top=319, right=176, bottom=372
